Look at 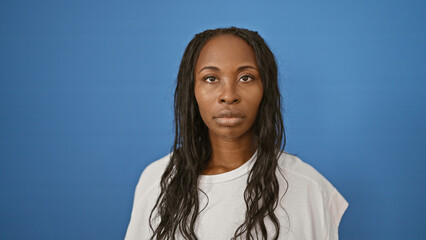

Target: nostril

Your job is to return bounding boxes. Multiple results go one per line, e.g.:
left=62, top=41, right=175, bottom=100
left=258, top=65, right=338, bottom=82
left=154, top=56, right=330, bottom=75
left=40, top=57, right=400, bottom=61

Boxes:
left=220, top=98, right=239, bottom=104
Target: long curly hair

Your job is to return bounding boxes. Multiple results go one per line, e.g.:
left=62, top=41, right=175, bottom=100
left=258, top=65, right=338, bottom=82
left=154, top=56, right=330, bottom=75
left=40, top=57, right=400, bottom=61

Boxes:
left=149, top=26, right=287, bottom=240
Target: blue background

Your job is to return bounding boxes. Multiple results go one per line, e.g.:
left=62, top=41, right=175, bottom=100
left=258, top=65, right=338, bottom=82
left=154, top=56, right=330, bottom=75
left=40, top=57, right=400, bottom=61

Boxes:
left=1, top=0, right=425, bottom=239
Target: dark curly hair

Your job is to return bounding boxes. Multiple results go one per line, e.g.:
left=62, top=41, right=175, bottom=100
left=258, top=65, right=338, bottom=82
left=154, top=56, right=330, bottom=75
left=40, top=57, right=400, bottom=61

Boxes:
left=149, top=26, right=288, bottom=240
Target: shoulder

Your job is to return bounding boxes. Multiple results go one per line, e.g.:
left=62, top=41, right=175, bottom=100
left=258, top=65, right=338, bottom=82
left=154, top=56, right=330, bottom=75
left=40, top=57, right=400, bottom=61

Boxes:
left=132, top=152, right=172, bottom=205
left=138, top=152, right=171, bottom=184
left=277, top=152, right=335, bottom=193
left=136, top=152, right=171, bottom=187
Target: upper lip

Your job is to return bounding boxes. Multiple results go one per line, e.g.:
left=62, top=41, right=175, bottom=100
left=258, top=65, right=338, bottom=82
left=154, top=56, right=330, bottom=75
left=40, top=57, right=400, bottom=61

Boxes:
left=214, top=109, right=245, bottom=118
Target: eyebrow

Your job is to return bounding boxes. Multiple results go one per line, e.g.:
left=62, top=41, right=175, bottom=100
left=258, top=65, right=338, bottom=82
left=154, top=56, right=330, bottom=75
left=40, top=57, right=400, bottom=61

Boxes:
left=198, top=65, right=258, bottom=74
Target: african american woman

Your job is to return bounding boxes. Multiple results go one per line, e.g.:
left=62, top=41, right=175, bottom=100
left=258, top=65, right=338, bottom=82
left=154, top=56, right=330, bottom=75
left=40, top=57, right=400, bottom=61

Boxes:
left=125, top=27, right=349, bottom=240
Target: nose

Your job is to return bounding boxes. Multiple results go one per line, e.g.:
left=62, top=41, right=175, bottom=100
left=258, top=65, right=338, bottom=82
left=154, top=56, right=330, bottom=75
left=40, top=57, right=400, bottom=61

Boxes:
left=219, top=80, right=240, bottom=104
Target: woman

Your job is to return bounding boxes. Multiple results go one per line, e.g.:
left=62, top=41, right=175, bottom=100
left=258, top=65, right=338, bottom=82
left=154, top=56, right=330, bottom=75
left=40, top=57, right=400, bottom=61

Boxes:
left=125, top=27, right=348, bottom=240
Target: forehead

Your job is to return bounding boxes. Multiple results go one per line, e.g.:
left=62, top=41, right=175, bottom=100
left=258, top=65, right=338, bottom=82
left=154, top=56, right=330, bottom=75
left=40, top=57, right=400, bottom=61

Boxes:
left=195, top=34, right=258, bottom=70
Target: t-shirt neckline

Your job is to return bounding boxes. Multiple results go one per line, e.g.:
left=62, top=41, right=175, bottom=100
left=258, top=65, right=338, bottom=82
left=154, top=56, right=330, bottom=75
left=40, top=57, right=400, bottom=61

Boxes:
left=198, top=148, right=258, bottom=184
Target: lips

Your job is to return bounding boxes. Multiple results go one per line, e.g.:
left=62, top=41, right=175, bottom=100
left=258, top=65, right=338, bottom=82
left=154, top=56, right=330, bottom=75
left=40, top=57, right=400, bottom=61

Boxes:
left=213, top=109, right=245, bottom=127
left=214, top=109, right=245, bottom=118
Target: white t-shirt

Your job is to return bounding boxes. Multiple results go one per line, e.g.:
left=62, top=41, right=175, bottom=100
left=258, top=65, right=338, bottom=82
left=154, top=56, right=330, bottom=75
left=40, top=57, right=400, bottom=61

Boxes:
left=125, top=149, right=348, bottom=240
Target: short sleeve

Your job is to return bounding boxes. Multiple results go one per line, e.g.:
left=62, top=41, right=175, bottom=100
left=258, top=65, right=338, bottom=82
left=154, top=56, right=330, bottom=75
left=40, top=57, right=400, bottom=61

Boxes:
left=328, top=188, right=349, bottom=239
left=125, top=171, right=149, bottom=240
left=125, top=156, right=169, bottom=240
left=128, top=171, right=146, bottom=218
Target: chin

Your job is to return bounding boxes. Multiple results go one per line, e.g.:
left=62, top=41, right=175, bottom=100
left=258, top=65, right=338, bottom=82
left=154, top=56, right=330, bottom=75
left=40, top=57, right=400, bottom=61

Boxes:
left=211, top=127, right=251, bottom=140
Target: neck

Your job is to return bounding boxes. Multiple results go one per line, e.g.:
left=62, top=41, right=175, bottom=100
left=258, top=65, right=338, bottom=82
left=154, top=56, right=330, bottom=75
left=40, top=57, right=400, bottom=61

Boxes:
left=202, top=129, right=258, bottom=175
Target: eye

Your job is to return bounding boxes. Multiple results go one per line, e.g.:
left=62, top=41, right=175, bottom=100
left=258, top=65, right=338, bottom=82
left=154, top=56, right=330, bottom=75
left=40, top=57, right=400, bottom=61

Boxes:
left=203, top=75, right=218, bottom=83
left=239, top=75, right=254, bottom=82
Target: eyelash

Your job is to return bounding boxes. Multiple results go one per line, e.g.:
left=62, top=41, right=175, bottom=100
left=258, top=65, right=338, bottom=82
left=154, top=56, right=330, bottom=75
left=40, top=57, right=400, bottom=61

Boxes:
left=203, top=75, right=254, bottom=83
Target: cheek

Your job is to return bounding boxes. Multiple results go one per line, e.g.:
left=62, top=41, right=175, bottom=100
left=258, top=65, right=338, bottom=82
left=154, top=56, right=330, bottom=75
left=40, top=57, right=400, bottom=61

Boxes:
left=247, top=87, right=264, bottom=114
left=195, top=88, right=213, bottom=122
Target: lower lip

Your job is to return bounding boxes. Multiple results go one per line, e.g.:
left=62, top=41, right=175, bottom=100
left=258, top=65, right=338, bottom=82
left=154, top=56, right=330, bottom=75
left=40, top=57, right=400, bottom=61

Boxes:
left=214, top=117, right=244, bottom=126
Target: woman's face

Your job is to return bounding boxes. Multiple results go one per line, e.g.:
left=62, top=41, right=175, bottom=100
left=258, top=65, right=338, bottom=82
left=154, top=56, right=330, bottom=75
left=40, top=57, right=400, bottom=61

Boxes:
left=194, top=34, right=263, bottom=140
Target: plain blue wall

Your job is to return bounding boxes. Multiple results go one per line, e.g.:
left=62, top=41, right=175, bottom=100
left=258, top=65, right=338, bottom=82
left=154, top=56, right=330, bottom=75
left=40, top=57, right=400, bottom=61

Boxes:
left=1, top=0, right=425, bottom=239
